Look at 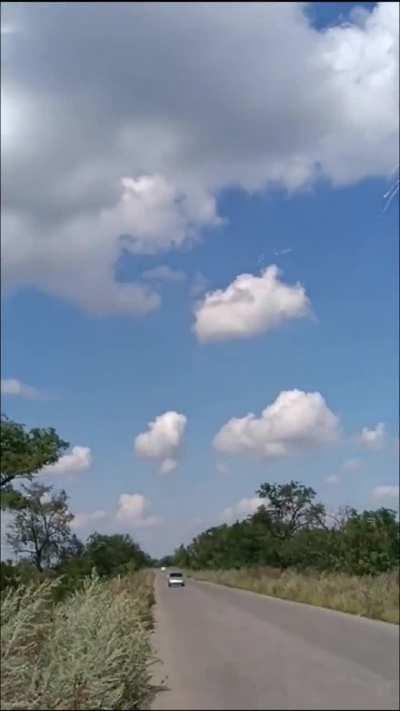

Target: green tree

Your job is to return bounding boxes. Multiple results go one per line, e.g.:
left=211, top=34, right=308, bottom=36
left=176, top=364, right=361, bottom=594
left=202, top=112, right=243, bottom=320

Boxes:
left=159, top=555, right=174, bottom=568
left=0, top=415, right=69, bottom=509
left=256, top=480, right=326, bottom=540
left=84, top=533, right=149, bottom=577
left=6, top=482, right=74, bottom=571
left=57, top=533, right=85, bottom=564
left=164, top=482, right=399, bottom=576
left=338, top=508, right=400, bottom=575
left=173, top=544, right=191, bottom=568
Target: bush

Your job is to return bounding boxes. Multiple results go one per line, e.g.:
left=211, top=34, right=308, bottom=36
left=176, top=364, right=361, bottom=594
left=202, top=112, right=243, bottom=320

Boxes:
left=1, top=571, right=156, bottom=710
left=1, top=560, right=46, bottom=593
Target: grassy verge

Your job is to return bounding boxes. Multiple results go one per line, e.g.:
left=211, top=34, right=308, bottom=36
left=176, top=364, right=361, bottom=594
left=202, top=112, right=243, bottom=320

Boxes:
left=188, top=567, right=399, bottom=624
left=1, top=569, right=157, bottom=710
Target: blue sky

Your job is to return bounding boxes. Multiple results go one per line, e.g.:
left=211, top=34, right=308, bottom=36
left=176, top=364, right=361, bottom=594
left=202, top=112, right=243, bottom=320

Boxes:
left=1, top=2, right=398, bottom=556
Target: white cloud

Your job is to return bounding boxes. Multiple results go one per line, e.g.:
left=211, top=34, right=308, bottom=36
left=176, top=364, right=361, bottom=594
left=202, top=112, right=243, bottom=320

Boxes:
left=371, top=485, right=399, bottom=506
left=2, top=176, right=211, bottom=317
left=159, top=458, right=178, bottom=475
left=142, top=265, right=186, bottom=283
left=1, top=378, right=40, bottom=399
left=325, top=474, right=341, bottom=485
left=343, top=457, right=362, bottom=471
left=273, top=248, right=293, bottom=256
left=216, top=461, right=230, bottom=476
left=2, top=174, right=217, bottom=316
left=1, top=2, right=397, bottom=316
left=134, top=411, right=187, bottom=474
left=41, top=446, right=92, bottom=476
left=214, top=389, right=340, bottom=458
left=359, top=422, right=385, bottom=450
left=325, top=457, right=362, bottom=485
left=194, top=265, right=311, bottom=343
left=116, top=493, right=162, bottom=527
left=221, top=497, right=265, bottom=524
left=71, top=510, right=108, bottom=531
left=70, top=495, right=162, bottom=532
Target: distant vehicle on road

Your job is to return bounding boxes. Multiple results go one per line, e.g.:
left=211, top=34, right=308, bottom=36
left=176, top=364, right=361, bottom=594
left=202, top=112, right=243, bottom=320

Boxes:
left=161, top=566, right=166, bottom=571
left=168, top=571, right=185, bottom=588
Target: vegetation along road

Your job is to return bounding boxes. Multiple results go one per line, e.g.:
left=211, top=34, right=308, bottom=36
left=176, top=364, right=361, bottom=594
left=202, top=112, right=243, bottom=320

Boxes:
left=152, top=572, right=399, bottom=711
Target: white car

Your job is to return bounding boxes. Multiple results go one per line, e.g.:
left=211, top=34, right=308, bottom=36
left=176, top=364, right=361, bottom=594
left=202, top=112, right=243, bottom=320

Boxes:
left=161, top=566, right=166, bottom=572
left=168, top=571, right=185, bottom=588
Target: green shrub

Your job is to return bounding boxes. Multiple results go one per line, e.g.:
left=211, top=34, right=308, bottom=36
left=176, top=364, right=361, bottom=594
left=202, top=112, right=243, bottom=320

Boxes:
left=1, top=561, right=46, bottom=593
left=1, top=571, right=156, bottom=710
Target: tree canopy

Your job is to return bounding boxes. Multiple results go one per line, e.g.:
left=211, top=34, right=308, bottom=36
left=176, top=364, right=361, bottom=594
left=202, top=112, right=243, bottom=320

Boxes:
left=1, top=415, right=69, bottom=509
left=169, top=480, right=399, bottom=576
left=7, top=482, right=74, bottom=571
left=256, top=480, right=327, bottom=539
left=83, top=533, right=152, bottom=577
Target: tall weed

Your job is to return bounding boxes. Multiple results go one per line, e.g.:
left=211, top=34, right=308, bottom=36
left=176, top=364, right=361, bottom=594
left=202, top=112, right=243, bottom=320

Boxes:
left=190, top=567, right=399, bottom=623
left=1, top=571, right=156, bottom=710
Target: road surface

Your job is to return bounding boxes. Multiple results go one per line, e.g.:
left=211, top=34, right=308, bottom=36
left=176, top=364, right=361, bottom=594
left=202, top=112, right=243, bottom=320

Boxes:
left=151, top=573, right=399, bottom=710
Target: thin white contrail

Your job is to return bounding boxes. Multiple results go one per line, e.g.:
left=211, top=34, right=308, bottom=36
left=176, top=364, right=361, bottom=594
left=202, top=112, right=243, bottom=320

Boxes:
left=383, top=165, right=399, bottom=213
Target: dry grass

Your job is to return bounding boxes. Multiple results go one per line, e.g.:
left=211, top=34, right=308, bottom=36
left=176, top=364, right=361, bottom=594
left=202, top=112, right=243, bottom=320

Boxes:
left=1, top=570, right=157, bottom=710
left=108, top=569, right=155, bottom=630
left=189, top=567, right=399, bottom=624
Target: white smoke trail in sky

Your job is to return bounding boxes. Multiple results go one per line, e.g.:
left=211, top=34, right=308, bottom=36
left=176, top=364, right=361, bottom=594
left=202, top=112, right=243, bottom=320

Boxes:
left=383, top=165, right=399, bottom=212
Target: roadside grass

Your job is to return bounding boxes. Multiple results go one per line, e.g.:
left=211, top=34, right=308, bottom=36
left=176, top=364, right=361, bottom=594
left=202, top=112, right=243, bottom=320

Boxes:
left=1, top=570, right=157, bottom=710
left=188, top=567, right=399, bottom=624
left=108, top=569, right=155, bottom=630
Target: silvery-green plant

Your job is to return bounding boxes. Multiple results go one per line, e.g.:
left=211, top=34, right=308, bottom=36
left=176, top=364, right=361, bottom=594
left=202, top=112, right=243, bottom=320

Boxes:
left=1, top=571, right=156, bottom=710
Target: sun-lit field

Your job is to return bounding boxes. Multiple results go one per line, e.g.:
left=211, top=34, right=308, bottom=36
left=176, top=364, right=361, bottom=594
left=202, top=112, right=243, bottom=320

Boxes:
left=189, top=568, right=399, bottom=624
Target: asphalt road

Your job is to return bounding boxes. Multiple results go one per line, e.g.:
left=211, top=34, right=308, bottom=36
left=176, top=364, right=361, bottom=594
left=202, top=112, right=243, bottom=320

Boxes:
left=151, top=573, right=399, bottom=710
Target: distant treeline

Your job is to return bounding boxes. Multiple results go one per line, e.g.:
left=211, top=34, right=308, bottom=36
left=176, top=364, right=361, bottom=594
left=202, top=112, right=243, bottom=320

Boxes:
left=164, top=481, right=399, bottom=576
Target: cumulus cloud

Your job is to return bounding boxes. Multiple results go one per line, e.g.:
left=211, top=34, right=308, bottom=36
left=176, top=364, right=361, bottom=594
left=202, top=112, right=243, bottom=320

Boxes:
left=159, top=458, right=178, bottom=475
left=325, top=474, right=341, bottom=485
left=142, top=265, right=186, bottom=283
left=70, top=495, right=162, bottom=532
left=343, top=457, right=362, bottom=471
left=134, top=411, right=187, bottom=473
left=1, top=176, right=206, bottom=316
left=41, top=446, right=92, bottom=476
left=371, top=485, right=399, bottom=506
left=1, top=2, right=397, bottom=315
left=325, top=457, right=362, bottom=485
left=193, top=266, right=311, bottom=342
left=116, top=493, right=162, bottom=527
left=273, top=248, right=293, bottom=257
left=1, top=378, right=40, bottom=399
left=214, top=389, right=340, bottom=458
left=359, top=423, right=385, bottom=450
left=221, top=497, right=265, bottom=524
left=71, top=510, right=108, bottom=531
